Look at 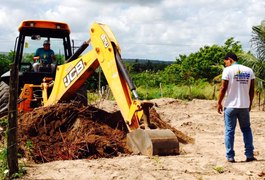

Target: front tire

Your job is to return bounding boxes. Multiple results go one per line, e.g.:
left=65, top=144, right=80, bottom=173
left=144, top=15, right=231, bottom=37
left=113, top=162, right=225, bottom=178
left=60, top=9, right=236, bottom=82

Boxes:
left=0, top=81, right=9, bottom=118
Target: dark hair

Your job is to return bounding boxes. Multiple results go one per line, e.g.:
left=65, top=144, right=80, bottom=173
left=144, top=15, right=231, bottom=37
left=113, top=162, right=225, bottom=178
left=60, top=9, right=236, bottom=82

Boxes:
left=224, top=52, right=238, bottom=61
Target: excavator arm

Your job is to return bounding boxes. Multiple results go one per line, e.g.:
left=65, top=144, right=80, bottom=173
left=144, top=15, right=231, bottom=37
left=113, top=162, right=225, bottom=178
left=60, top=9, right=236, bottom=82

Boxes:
left=24, top=22, right=179, bottom=156
left=44, top=22, right=142, bottom=131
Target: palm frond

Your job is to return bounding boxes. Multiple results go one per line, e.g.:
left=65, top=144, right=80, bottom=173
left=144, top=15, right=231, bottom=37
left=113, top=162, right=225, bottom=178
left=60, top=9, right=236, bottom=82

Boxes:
left=251, top=22, right=265, bottom=61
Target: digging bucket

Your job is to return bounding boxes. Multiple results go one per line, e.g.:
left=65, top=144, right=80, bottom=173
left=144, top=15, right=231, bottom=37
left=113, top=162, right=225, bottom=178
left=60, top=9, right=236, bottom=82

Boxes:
left=127, top=129, right=179, bottom=157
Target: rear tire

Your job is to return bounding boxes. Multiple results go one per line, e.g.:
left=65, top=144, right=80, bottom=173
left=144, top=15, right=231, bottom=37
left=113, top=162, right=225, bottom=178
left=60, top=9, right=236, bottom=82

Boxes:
left=0, top=81, right=9, bottom=118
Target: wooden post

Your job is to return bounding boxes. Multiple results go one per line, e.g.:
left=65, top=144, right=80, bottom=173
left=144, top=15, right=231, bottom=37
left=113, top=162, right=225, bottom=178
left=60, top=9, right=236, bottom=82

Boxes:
left=98, top=68, right=102, bottom=96
left=7, top=62, right=19, bottom=177
left=212, top=84, right=216, bottom=100
left=160, top=83, right=163, bottom=97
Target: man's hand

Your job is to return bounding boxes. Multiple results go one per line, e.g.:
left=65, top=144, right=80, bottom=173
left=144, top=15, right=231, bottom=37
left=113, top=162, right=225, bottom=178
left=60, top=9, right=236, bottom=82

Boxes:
left=249, top=103, right=252, bottom=112
left=249, top=79, right=254, bottom=112
left=33, top=56, right=40, bottom=61
left=217, top=80, right=228, bottom=114
left=217, top=104, right=223, bottom=114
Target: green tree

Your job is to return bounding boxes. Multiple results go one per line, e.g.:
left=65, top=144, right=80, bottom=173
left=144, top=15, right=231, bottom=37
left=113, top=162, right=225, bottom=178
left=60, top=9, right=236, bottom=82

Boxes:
left=0, top=52, right=13, bottom=76
left=251, top=20, right=265, bottom=61
left=162, top=63, right=182, bottom=84
left=171, top=37, right=243, bottom=83
left=240, top=20, right=265, bottom=109
left=55, top=54, right=65, bottom=65
left=132, top=71, right=159, bottom=87
left=249, top=20, right=265, bottom=81
left=23, top=53, right=34, bottom=63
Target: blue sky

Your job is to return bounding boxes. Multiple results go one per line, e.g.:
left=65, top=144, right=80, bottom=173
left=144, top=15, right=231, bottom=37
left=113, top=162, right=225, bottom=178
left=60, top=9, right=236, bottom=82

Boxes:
left=0, top=0, right=264, bottom=61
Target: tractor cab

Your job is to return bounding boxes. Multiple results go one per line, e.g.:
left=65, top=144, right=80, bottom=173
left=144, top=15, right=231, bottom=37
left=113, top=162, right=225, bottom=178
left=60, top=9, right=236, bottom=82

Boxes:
left=0, top=20, right=73, bottom=88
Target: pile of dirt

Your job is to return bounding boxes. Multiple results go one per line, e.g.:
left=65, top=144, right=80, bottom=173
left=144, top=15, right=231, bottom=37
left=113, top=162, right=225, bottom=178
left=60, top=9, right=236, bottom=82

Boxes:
left=18, top=102, right=129, bottom=163
left=17, top=101, right=193, bottom=163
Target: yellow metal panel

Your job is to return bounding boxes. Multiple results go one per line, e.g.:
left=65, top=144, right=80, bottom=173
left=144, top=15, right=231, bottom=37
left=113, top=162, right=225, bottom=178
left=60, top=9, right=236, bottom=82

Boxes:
left=44, top=51, right=97, bottom=106
left=45, top=22, right=142, bottom=130
left=90, top=23, right=139, bottom=128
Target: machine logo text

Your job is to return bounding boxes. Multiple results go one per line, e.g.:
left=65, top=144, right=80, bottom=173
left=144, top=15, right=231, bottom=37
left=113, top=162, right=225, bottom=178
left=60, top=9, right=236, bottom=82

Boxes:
left=63, top=60, right=84, bottom=87
left=101, top=34, right=109, bottom=48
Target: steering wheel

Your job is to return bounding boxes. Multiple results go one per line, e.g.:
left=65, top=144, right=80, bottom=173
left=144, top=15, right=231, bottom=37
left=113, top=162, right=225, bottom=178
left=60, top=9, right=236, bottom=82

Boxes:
left=20, top=62, right=33, bottom=72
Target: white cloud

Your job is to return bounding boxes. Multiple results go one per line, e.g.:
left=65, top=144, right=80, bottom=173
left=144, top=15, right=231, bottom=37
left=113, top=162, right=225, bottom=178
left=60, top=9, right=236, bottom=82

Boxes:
left=0, top=0, right=264, bottom=61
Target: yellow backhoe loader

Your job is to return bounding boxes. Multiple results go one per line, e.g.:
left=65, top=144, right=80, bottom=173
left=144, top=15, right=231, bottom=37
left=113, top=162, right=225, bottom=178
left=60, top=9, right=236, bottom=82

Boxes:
left=0, top=20, right=179, bottom=156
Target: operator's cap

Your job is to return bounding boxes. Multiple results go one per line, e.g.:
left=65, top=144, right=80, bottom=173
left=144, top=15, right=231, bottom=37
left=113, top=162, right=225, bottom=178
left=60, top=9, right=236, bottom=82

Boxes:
left=43, top=40, right=50, bottom=45
left=224, top=52, right=238, bottom=61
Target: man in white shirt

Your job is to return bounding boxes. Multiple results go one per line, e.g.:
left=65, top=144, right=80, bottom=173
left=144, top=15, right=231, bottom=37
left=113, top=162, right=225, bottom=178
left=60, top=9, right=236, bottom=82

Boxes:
left=217, top=52, right=256, bottom=163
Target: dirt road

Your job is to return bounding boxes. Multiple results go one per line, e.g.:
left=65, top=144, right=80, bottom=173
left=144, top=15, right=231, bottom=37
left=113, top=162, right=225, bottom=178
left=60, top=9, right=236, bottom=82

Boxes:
left=22, top=98, right=265, bottom=180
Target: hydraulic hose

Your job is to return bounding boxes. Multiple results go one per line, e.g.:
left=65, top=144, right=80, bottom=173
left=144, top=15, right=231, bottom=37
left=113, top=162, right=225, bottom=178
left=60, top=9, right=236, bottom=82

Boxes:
left=114, top=47, right=139, bottom=99
left=66, top=39, right=91, bottom=63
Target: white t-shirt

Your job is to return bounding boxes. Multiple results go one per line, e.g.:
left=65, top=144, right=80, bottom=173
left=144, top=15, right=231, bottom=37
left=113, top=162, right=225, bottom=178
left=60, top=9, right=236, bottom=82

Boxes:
left=222, top=63, right=255, bottom=108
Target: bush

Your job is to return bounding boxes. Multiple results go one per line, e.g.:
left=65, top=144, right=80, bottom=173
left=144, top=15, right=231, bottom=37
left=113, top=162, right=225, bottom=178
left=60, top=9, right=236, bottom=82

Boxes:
left=0, top=53, right=12, bottom=76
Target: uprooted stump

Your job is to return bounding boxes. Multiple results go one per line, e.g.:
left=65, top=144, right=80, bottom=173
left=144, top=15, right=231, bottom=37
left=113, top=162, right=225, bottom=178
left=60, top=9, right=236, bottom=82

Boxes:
left=17, top=101, right=194, bottom=163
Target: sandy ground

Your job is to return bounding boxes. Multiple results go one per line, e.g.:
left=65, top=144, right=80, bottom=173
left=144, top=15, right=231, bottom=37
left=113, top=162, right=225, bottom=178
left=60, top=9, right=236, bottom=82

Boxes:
left=22, top=98, right=265, bottom=180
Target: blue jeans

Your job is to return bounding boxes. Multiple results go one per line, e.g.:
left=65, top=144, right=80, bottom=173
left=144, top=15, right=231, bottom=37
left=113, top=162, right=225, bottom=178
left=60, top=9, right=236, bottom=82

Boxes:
left=224, top=108, right=254, bottom=159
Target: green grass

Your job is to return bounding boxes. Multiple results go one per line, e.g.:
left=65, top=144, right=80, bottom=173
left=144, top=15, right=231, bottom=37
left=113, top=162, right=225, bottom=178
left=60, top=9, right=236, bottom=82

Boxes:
left=87, top=81, right=220, bottom=101
left=0, top=117, right=8, bottom=179
left=213, top=166, right=225, bottom=173
left=0, top=148, right=8, bottom=179
left=0, top=116, right=26, bottom=179
left=88, top=92, right=101, bottom=102
left=136, top=82, right=217, bottom=100
left=87, top=82, right=263, bottom=110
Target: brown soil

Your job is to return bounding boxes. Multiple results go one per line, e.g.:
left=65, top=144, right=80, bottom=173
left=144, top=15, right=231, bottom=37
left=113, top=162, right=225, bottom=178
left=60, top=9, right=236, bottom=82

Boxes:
left=17, top=101, right=192, bottom=163
left=18, top=102, right=129, bottom=163
left=10, top=98, right=265, bottom=179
